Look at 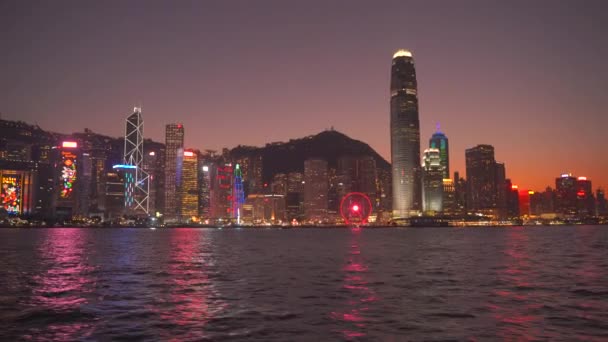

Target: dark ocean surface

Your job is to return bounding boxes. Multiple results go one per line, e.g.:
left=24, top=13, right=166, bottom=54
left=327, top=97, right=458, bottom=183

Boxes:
left=1, top=226, right=607, bottom=341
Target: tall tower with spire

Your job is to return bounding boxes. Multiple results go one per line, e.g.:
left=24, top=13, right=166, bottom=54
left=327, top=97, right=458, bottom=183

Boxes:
left=390, top=49, right=422, bottom=218
left=123, top=107, right=149, bottom=215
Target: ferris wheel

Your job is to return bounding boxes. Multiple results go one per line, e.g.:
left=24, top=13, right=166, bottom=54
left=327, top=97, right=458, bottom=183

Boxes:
left=340, top=192, right=373, bottom=226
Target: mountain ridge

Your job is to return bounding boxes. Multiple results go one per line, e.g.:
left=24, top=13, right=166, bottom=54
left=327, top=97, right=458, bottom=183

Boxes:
left=229, top=129, right=390, bottom=183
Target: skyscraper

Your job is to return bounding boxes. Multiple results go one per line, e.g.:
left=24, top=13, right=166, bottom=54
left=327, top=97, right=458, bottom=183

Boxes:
left=304, top=159, right=328, bottom=222
left=429, top=127, right=449, bottom=179
left=555, top=173, right=577, bottom=216
left=465, top=144, right=506, bottom=217
left=164, top=123, right=184, bottom=221
left=390, top=49, right=421, bottom=218
left=576, top=176, right=594, bottom=217
left=233, top=164, right=245, bottom=223
left=422, top=148, right=443, bottom=213
left=123, top=107, right=149, bottom=215
left=179, top=150, right=198, bottom=221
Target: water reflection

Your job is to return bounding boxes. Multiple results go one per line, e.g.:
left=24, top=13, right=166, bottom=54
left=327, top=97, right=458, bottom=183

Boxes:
left=330, top=228, right=378, bottom=340
left=28, top=228, right=97, bottom=340
left=491, top=228, right=542, bottom=340
left=157, top=228, right=226, bottom=339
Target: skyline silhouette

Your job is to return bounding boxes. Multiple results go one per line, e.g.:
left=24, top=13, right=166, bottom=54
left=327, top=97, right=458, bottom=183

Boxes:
left=2, top=0, right=607, bottom=191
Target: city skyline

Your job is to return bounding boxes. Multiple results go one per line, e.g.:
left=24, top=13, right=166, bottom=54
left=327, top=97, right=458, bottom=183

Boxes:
left=2, top=1, right=607, bottom=192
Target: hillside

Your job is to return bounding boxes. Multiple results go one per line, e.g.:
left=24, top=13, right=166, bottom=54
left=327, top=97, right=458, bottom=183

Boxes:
left=230, top=130, right=390, bottom=182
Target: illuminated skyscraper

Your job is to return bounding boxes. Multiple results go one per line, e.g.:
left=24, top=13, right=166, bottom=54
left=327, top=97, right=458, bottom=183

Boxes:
left=164, top=123, right=184, bottom=221
left=304, top=159, right=328, bottom=222
left=286, top=172, right=304, bottom=220
left=576, top=176, right=594, bottom=217
left=233, top=164, right=245, bottom=223
left=429, top=126, right=449, bottom=179
left=213, top=163, right=233, bottom=220
left=390, top=49, right=422, bottom=218
left=442, top=179, right=456, bottom=215
left=465, top=144, right=506, bottom=217
left=422, top=148, right=443, bottom=213
left=54, top=141, right=80, bottom=220
left=555, top=173, right=577, bottom=216
left=123, top=107, right=149, bottom=215
left=179, top=150, right=199, bottom=221
left=198, top=158, right=213, bottom=219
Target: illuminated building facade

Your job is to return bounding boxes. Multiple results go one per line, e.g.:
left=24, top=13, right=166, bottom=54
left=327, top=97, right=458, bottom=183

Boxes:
left=0, top=159, right=53, bottom=219
left=164, top=123, right=184, bottom=221
left=453, top=171, right=467, bottom=215
left=505, top=179, right=520, bottom=218
left=111, top=164, right=139, bottom=215
left=441, top=179, right=456, bottom=216
left=0, top=170, right=33, bottom=216
left=390, top=49, right=422, bottom=218
left=465, top=145, right=507, bottom=218
left=235, top=155, right=263, bottom=195
left=243, top=194, right=286, bottom=224
left=143, top=146, right=165, bottom=215
left=232, top=164, right=245, bottom=223
left=429, top=128, right=449, bottom=179
left=376, top=168, right=392, bottom=216
left=123, top=107, right=149, bottom=215
left=104, top=171, right=125, bottom=219
left=555, top=174, right=578, bottom=216
left=337, top=156, right=377, bottom=211
left=576, top=177, right=595, bottom=217
left=179, top=150, right=199, bottom=221
left=286, top=172, right=304, bottom=220
left=198, top=160, right=213, bottom=219
left=212, top=163, right=233, bottom=220
left=518, top=189, right=532, bottom=216
left=71, top=128, right=119, bottom=217
left=304, top=159, right=328, bottom=221
left=422, top=148, right=443, bottom=213
left=55, top=141, right=79, bottom=220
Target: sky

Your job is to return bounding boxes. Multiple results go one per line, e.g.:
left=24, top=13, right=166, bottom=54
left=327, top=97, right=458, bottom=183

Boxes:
left=1, top=0, right=607, bottom=191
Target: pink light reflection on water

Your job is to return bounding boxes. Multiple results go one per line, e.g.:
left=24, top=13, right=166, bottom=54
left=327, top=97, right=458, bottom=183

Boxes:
left=28, top=228, right=97, bottom=340
left=330, top=228, right=378, bottom=340
left=155, top=228, right=226, bottom=339
left=490, top=228, right=544, bottom=340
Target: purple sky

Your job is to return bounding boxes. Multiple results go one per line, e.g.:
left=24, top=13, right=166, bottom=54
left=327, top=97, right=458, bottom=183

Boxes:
left=1, top=0, right=607, bottom=191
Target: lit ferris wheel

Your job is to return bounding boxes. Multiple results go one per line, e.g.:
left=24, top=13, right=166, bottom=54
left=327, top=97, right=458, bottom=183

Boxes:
left=340, top=192, right=373, bottom=226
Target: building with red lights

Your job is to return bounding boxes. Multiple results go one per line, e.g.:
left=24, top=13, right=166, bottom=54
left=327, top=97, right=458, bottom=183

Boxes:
left=555, top=174, right=578, bottom=217
left=54, top=141, right=80, bottom=220
left=576, top=177, right=595, bottom=217
left=179, top=150, right=199, bottom=221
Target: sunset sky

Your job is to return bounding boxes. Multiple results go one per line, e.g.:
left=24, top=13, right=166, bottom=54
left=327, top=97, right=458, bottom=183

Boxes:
left=1, top=0, right=607, bottom=191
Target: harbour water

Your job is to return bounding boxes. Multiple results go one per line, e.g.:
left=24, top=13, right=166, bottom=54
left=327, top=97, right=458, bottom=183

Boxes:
left=1, top=226, right=607, bottom=341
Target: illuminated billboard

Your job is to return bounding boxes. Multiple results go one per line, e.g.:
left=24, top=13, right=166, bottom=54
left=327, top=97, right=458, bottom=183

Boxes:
left=62, top=141, right=78, bottom=148
left=1, top=175, right=21, bottom=215
left=60, top=151, right=77, bottom=198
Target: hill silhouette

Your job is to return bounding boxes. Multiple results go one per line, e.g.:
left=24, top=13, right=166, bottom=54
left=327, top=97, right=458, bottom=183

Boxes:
left=230, top=130, right=390, bottom=182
